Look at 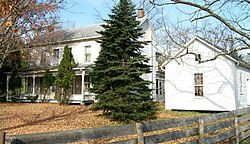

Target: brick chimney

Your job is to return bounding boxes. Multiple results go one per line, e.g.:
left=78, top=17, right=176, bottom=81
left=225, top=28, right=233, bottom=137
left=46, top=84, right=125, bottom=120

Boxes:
left=138, top=8, right=144, bottom=18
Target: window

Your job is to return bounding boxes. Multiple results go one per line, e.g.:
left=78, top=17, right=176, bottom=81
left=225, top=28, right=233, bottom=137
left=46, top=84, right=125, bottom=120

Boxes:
left=21, top=77, right=28, bottom=94
left=194, top=73, right=203, bottom=96
left=156, top=79, right=165, bottom=96
left=84, top=75, right=90, bottom=92
left=41, top=51, right=47, bottom=63
left=35, top=77, right=43, bottom=94
left=84, top=46, right=91, bottom=62
left=71, top=75, right=91, bottom=94
left=195, top=54, right=201, bottom=61
left=159, top=82, right=162, bottom=95
left=51, top=77, right=57, bottom=92
left=74, top=76, right=82, bottom=94
left=156, top=79, right=158, bottom=95
left=53, top=49, right=59, bottom=65
left=27, top=77, right=33, bottom=94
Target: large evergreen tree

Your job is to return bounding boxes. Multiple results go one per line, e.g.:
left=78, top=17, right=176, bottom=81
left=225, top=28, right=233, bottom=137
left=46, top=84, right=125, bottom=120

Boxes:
left=55, top=45, right=76, bottom=104
left=91, top=0, right=157, bottom=122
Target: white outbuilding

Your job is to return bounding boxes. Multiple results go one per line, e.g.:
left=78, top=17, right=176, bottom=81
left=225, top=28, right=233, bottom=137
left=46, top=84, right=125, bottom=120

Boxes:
left=162, top=36, right=250, bottom=111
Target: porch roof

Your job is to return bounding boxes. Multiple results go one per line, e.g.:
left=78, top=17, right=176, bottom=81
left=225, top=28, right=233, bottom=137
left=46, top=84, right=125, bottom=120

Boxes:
left=4, top=63, right=94, bottom=76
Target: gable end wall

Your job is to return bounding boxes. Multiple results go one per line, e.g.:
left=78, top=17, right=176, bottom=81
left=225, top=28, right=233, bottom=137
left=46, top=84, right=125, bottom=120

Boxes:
left=165, top=40, right=236, bottom=111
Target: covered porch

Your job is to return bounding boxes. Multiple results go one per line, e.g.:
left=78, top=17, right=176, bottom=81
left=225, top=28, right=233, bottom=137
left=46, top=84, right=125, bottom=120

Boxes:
left=6, top=66, right=94, bottom=104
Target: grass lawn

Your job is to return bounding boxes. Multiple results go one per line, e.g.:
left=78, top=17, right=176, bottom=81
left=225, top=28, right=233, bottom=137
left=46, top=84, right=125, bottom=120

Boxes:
left=240, top=137, right=250, bottom=144
left=0, top=102, right=205, bottom=136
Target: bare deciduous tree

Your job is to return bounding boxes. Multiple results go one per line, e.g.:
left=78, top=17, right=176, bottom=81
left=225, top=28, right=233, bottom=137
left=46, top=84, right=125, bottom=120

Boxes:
left=147, top=0, right=250, bottom=63
left=0, top=0, right=64, bottom=69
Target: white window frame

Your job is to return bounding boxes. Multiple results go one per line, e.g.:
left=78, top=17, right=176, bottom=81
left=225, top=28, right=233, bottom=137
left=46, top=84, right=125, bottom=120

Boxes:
left=194, top=73, right=203, bottom=96
left=84, top=45, right=91, bottom=62
left=53, top=49, right=60, bottom=65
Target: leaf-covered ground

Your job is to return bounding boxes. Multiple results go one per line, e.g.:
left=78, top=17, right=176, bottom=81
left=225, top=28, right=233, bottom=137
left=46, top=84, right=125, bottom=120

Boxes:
left=0, top=103, right=115, bottom=135
left=1, top=103, right=245, bottom=143
left=0, top=102, right=204, bottom=136
left=0, top=103, right=205, bottom=138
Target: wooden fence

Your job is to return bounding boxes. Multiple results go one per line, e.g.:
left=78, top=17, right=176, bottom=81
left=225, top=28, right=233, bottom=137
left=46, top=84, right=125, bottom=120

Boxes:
left=3, top=107, right=250, bottom=144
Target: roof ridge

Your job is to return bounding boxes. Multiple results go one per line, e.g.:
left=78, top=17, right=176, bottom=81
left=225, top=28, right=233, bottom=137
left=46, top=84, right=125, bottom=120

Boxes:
left=65, top=23, right=103, bottom=32
left=64, top=17, right=148, bottom=32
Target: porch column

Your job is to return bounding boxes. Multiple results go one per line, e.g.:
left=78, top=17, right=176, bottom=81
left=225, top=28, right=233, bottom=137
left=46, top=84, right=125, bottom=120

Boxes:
left=32, top=74, right=35, bottom=95
left=6, top=75, right=10, bottom=101
left=81, top=70, right=85, bottom=104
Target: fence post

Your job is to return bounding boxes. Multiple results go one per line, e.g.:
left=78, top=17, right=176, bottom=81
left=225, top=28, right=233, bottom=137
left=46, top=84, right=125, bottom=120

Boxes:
left=233, top=110, right=239, bottom=144
left=136, top=123, right=144, bottom=144
left=198, top=116, right=204, bottom=144
left=0, top=131, right=5, bottom=144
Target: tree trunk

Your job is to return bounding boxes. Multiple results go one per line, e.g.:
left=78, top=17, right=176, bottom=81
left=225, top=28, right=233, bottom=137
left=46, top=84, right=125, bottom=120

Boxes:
left=42, top=88, right=48, bottom=103
left=59, top=88, right=64, bottom=105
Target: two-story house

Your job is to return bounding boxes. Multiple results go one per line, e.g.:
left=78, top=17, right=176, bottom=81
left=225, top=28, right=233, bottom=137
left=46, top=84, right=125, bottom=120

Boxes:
left=5, top=10, right=165, bottom=103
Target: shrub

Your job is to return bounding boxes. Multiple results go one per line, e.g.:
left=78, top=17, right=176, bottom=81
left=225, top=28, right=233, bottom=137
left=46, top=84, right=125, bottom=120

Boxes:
left=0, top=90, right=6, bottom=102
left=11, top=96, right=18, bottom=102
left=27, top=95, right=38, bottom=102
left=0, top=96, right=6, bottom=102
left=55, top=45, right=76, bottom=105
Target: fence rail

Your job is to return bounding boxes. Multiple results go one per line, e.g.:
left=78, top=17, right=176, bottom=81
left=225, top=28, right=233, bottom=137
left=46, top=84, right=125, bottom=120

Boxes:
left=3, top=107, right=250, bottom=144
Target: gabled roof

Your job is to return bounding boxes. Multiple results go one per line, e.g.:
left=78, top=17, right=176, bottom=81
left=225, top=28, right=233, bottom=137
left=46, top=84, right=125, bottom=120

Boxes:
left=60, top=24, right=104, bottom=41
left=33, top=17, right=153, bottom=47
left=162, top=36, right=250, bottom=69
left=57, top=17, right=149, bottom=42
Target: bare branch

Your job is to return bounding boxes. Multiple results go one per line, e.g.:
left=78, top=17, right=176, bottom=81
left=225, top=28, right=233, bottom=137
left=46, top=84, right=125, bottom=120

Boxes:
left=0, top=0, right=64, bottom=69
left=190, top=14, right=212, bottom=22
left=171, top=0, right=250, bottom=41
left=149, top=0, right=250, bottom=42
left=147, top=0, right=249, bottom=65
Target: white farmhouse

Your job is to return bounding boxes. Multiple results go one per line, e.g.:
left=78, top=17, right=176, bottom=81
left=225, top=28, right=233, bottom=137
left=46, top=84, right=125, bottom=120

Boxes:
left=162, top=36, right=250, bottom=111
left=6, top=10, right=165, bottom=103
